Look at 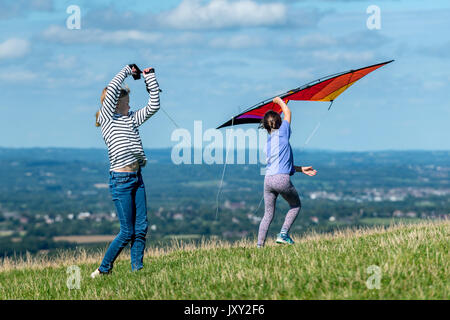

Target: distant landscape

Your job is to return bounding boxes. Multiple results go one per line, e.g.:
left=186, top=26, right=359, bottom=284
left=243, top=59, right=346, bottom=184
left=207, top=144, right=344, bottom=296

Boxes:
left=0, top=147, right=448, bottom=258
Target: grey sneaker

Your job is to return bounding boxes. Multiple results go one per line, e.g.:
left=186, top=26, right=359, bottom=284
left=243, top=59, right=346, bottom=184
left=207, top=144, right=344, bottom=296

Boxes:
left=276, top=233, right=295, bottom=244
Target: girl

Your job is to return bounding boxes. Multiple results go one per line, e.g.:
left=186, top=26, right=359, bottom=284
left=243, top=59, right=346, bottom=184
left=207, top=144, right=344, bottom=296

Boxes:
left=257, top=96, right=317, bottom=248
left=91, top=64, right=160, bottom=277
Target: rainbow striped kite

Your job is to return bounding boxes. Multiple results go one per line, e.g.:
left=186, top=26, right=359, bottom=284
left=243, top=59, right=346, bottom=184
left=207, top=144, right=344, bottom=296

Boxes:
left=216, top=60, right=394, bottom=129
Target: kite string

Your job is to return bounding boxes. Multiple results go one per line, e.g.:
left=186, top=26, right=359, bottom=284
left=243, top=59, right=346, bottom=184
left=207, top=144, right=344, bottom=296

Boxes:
left=299, top=100, right=334, bottom=150
left=215, top=117, right=234, bottom=220
left=251, top=193, right=265, bottom=219
left=160, top=106, right=180, bottom=129
left=300, top=69, right=355, bottom=150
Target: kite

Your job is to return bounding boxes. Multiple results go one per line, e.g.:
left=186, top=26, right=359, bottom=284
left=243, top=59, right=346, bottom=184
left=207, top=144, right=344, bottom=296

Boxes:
left=216, top=60, right=394, bottom=129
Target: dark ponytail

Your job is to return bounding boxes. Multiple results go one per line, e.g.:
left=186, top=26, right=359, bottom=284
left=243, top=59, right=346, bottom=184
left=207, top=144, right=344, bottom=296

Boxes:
left=260, top=110, right=282, bottom=133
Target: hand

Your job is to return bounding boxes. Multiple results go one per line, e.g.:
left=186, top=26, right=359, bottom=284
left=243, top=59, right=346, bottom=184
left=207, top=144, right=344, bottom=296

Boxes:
left=143, top=67, right=154, bottom=75
left=273, top=96, right=291, bottom=123
left=128, top=63, right=142, bottom=80
left=296, top=166, right=317, bottom=176
left=272, top=96, right=283, bottom=105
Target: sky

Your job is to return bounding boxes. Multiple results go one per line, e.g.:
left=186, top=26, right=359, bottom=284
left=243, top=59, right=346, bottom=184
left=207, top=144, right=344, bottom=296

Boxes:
left=0, top=0, right=449, bottom=151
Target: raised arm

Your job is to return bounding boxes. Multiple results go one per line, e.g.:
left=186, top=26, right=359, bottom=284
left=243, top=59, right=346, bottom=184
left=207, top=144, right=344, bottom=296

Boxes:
left=132, top=68, right=161, bottom=127
left=273, top=96, right=291, bottom=123
left=98, top=65, right=132, bottom=123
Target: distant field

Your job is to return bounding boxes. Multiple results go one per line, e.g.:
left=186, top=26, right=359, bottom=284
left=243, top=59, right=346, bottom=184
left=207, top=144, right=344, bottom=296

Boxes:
left=181, top=180, right=222, bottom=187
left=53, top=234, right=206, bottom=243
left=0, top=220, right=448, bottom=299
left=162, top=234, right=203, bottom=240
left=53, top=235, right=115, bottom=244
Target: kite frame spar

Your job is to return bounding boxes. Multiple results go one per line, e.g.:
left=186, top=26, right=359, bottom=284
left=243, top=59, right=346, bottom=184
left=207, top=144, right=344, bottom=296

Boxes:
left=216, top=60, right=394, bottom=129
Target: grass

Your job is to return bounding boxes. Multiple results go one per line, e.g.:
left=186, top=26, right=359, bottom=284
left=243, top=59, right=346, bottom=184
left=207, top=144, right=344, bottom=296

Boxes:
left=357, top=217, right=425, bottom=226
left=0, top=220, right=448, bottom=300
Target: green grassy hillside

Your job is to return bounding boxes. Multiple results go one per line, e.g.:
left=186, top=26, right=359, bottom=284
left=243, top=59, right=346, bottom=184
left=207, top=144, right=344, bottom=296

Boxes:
left=0, top=220, right=448, bottom=299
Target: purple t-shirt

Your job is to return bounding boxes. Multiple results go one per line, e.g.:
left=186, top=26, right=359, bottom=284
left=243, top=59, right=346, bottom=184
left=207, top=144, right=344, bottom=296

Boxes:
left=266, top=120, right=295, bottom=176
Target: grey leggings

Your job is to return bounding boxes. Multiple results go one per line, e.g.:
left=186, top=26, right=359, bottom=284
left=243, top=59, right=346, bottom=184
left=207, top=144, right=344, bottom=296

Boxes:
left=257, top=174, right=301, bottom=246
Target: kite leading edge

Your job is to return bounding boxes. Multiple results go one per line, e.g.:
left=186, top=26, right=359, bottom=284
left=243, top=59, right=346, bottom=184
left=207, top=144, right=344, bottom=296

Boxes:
left=216, top=60, right=394, bottom=129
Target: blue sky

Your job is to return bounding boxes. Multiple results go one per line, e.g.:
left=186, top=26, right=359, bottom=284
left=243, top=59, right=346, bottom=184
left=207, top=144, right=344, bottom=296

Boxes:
left=0, top=0, right=449, bottom=151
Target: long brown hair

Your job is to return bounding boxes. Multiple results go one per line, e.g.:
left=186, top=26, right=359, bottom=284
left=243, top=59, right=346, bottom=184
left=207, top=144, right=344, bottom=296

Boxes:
left=95, top=87, right=130, bottom=127
left=260, top=110, right=282, bottom=133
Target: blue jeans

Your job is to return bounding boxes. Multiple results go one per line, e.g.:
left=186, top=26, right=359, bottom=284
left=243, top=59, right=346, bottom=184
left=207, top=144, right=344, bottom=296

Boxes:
left=99, top=170, right=148, bottom=272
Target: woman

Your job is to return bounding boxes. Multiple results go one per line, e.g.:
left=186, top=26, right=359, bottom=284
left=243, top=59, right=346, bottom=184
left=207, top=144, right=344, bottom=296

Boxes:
left=91, top=64, right=160, bottom=278
left=257, top=97, right=317, bottom=248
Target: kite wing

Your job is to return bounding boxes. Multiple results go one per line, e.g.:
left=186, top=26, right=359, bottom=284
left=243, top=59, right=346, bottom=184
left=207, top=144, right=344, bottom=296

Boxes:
left=217, top=60, right=393, bottom=129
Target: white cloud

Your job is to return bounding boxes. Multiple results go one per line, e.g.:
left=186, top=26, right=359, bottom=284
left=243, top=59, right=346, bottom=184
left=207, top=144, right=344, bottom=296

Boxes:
left=41, top=25, right=207, bottom=49
left=295, top=33, right=337, bottom=49
left=282, top=31, right=388, bottom=50
left=41, top=25, right=162, bottom=45
left=312, top=50, right=374, bottom=63
left=281, top=68, right=316, bottom=81
left=160, top=0, right=287, bottom=29
left=422, top=80, right=445, bottom=91
left=0, top=70, right=37, bottom=82
left=0, top=0, right=53, bottom=20
left=209, top=34, right=264, bottom=49
left=0, top=38, right=30, bottom=60
left=44, top=54, right=77, bottom=70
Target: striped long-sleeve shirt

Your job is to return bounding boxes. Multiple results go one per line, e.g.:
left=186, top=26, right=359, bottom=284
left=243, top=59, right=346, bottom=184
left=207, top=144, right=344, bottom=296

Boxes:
left=98, top=65, right=160, bottom=171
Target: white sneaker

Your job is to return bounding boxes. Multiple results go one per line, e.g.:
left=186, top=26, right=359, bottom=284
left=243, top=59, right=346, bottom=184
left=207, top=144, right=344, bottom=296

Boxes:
left=90, top=269, right=102, bottom=279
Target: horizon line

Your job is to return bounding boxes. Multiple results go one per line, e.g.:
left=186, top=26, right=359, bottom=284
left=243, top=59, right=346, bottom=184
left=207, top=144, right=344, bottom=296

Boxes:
left=0, top=146, right=449, bottom=153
